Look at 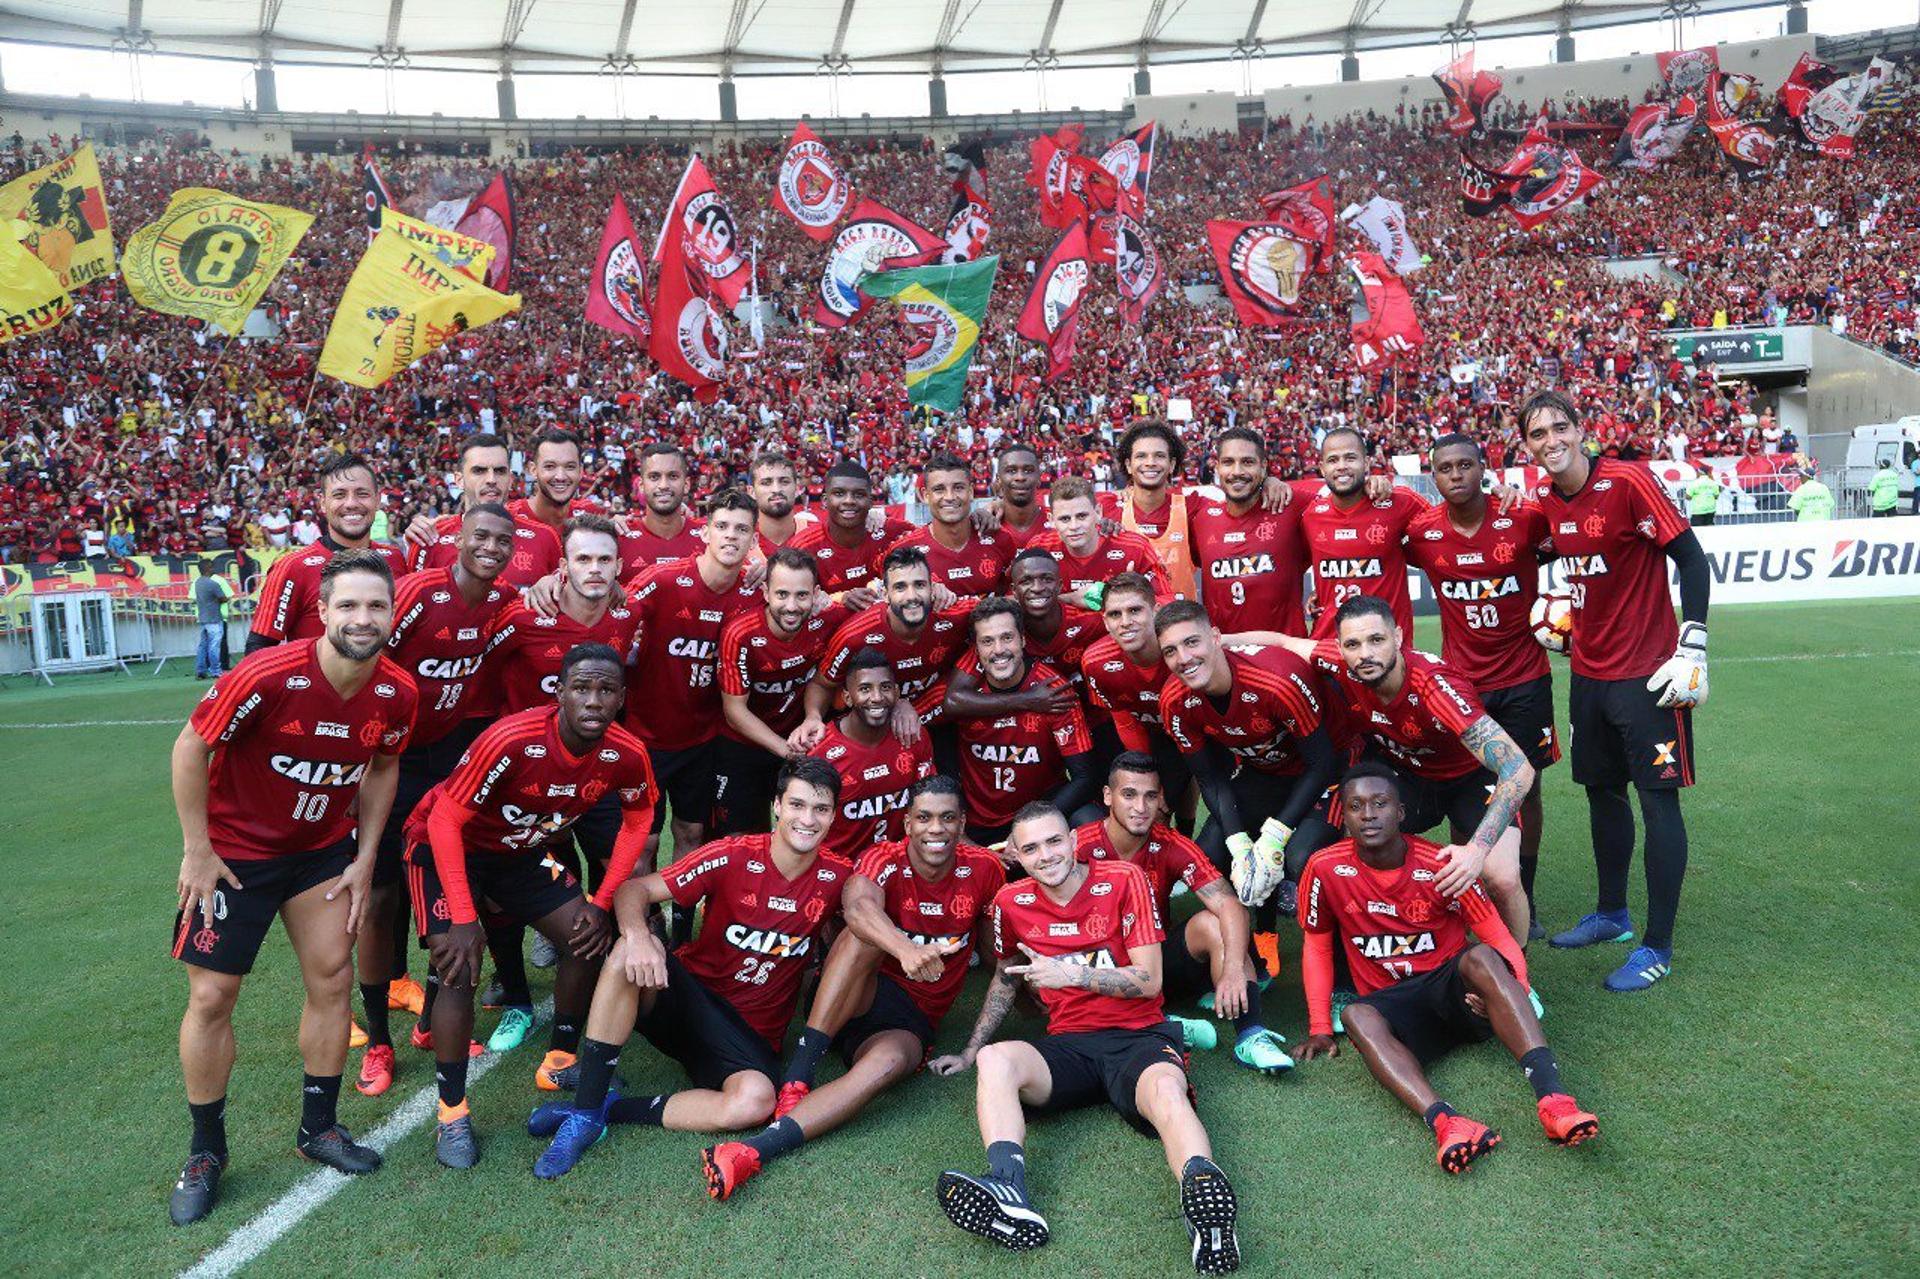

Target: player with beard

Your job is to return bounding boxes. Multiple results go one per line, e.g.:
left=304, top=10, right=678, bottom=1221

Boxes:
left=790, top=460, right=911, bottom=605
left=1297, top=427, right=1428, bottom=638
left=946, top=597, right=1099, bottom=844
left=802, top=546, right=973, bottom=771
left=407, top=644, right=655, bottom=1169
left=1188, top=428, right=1309, bottom=635
left=1296, top=764, right=1598, bottom=1171
left=716, top=549, right=844, bottom=834
left=1035, top=476, right=1171, bottom=610
left=701, top=776, right=1005, bottom=1200
left=618, top=442, right=705, bottom=569
left=1096, top=419, right=1291, bottom=602
left=1520, top=389, right=1711, bottom=993
left=1266, top=595, right=1536, bottom=946
left=747, top=451, right=816, bottom=554
left=508, top=428, right=601, bottom=539
left=355, top=504, right=519, bottom=1095
left=1406, top=434, right=1558, bottom=938
left=625, top=489, right=761, bottom=910
left=932, top=804, right=1242, bottom=1274
left=889, top=453, right=1012, bottom=598
left=403, top=433, right=562, bottom=589
left=992, top=442, right=1052, bottom=549
left=528, top=759, right=851, bottom=1179
left=807, top=648, right=937, bottom=860
left=248, top=454, right=410, bottom=651
left=470, top=515, right=640, bottom=1052
left=1078, top=754, right=1293, bottom=1075
left=167, top=551, right=417, bottom=1225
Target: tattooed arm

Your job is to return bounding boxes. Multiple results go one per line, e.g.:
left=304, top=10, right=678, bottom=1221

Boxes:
left=1008, top=940, right=1163, bottom=1000
left=1432, top=714, right=1537, bottom=898
left=928, top=961, right=1022, bottom=1075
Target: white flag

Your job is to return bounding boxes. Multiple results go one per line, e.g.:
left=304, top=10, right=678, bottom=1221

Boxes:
left=1347, top=197, right=1423, bottom=276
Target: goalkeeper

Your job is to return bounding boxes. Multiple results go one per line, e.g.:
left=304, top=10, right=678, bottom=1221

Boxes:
left=1152, top=600, right=1342, bottom=942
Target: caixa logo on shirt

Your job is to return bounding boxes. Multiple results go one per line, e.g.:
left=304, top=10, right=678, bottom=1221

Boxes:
left=724, top=923, right=811, bottom=958
left=269, top=757, right=367, bottom=786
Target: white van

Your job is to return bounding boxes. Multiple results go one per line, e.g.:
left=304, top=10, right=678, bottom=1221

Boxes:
left=1843, top=419, right=1919, bottom=500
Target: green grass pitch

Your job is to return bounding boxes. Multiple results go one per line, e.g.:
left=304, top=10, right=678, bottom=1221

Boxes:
left=2, top=599, right=1915, bottom=1276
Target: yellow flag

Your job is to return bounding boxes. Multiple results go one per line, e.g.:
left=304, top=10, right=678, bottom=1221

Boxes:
left=0, top=144, right=115, bottom=290
left=380, top=209, right=496, bottom=283
left=318, top=228, right=521, bottom=389
left=0, top=227, right=72, bottom=343
left=123, top=188, right=313, bottom=334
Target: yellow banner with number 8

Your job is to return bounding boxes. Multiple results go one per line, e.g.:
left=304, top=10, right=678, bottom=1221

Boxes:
left=123, top=187, right=314, bottom=334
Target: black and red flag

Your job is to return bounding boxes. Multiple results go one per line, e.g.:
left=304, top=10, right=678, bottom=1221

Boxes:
left=773, top=122, right=855, bottom=241
left=813, top=198, right=947, bottom=329
left=584, top=193, right=649, bottom=344
left=1257, top=175, right=1337, bottom=272
left=1098, top=121, right=1158, bottom=202
left=1776, top=53, right=1846, bottom=122
left=1094, top=212, right=1163, bottom=325
left=942, top=141, right=992, bottom=263
left=1612, top=96, right=1698, bottom=171
left=1017, top=219, right=1091, bottom=381
left=1028, top=125, right=1133, bottom=228
left=1348, top=251, right=1424, bottom=372
left=1433, top=52, right=1502, bottom=138
left=1206, top=219, right=1315, bottom=327
left=454, top=172, right=515, bottom=290
left=1658, top=47, right=1719, bottom=98
left=1704, top=72, right=1779, bottom=180
left=1461, top=119, right=1602, bottom=229
left=361, top=145, right=394, bottom=245
left=656, top=155, right=751, bottom=307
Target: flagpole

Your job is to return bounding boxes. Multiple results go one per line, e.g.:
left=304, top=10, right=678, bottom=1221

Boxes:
left=181, top=335, right=236, bottom=427
left=1140, top=122, right=1157, bottom=220
left=300, top=366, right=322, bottom=420
left=652, top=154, right=697, bottom=261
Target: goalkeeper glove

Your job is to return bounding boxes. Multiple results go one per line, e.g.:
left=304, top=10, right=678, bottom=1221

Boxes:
left=1241, top=817, right=1291, bottom=907
left=1647, top=622, right=1709, bottom=709
left=1225, top=832, right=1255, bottom=904
left=1081, top=581, right=1107, bottom=613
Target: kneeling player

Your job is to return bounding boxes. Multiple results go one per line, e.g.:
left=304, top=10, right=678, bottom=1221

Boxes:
left=529, top=758, right=851, bottom=1179
left=701, top=775, right=1005, bottom=1199
left=933, top=803, right=1242, bottom=1274
left=1295, top=764, right=1598, bottom=1173
left=167, top=550, right=417, bottom=1225
left=406, top=644, right=656, bottom=1167
left=1078, top=753, right=1291, bottom=1074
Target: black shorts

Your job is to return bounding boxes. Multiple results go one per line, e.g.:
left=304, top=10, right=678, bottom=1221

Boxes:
left=1479, top=674, right=1560, bottom=772
left=558, top=791, right=621, bottom=889
left=832, top=971, right=936, bottom=1066
left=712, top=735, right=781, bottom=836
left=965, top=819, right=1012, bottom=847
left=1202, top=769, right=1342, bottom=882
left=170, top=838, right=355, bottom=975
left=636, top=950, right=781, bottom=1090
left=1351, top=949, right=1501, bottom=1066
left=648, top=740, right=720, bottom=834
left=1161, top=920, right=1213, bottom=997
left=375, top=719, right=490, bottom=884
left=406, top=845, right=583, bottom=936
left=1032, top=1022, right=1191, bottom=1136
left=1569, top=673, right=1696, bottom=791
left=1369, top=756, right=1498, bottom=839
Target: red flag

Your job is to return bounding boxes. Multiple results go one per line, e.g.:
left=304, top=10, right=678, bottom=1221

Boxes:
left=1028, top=128, right=1133, bottom=229
left=656, top=155, right=750, bottom=307
left=648, top=213, right=726, bottom=403
left=454, top=173, right=514, bottom=290
left=1257, top=175, right=1337, bottom=272
left=1017, top=220, right=1091, bottom=381
left=1433, top=52, right=1502, bottom=138
left=1348, top=251, right=1424, bottom=372
left=584, top=194, right=649, bottom=344
left=1097, top=212, right=1162, bottom=325
left=813, top=198, right=947, bottom=329
left=773, top=122, right=854, bottom=241
left=1657, top=47, right=1719, bottom=98
left=1099, top=122, right=1157, bottom=192
left=1704, top=73, right=1779, bottom=180
left=1206, top=220, right=1315, bottom=327
left=942, top=141, right=992, bottom=264
left=1500, top=124, right=1604, bottom=230
left=1778, top=52, right=1845, bottom=120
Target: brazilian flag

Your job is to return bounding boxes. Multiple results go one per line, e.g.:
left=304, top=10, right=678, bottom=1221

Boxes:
left=858, top=256, right=998, bottom=412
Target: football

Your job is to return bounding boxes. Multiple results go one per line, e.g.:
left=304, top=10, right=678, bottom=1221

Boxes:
left=1530, top=591, right=1574, bottom=653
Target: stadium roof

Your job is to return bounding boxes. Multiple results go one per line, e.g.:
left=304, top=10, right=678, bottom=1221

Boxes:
left=0, top=0, right=1783, bottom=77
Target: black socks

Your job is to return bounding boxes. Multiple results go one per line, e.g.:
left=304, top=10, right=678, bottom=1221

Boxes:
left=987, top=1140, right=1028, bottom=1193
left=360, top=982, right=391, bottom=1048
left=436, top=1056, right=469, bottom=1109
left=1520, top=1046, right=1563, bottom=1100
left=188, top=1097, right=227, bottom=1160
left=299, top=1073, right=341, bottom=1139
left=1423, top=1101, right=1456, bottom=1131
left=783, top=1027, right=831, bottom=1087
left=745, top=1116, right=806, bottom=1161
left=571, top=1038, right=621, bottom=1115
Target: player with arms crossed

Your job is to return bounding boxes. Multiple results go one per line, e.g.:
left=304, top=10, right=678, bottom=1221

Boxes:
left=933, top=803, right=1242, bottom=1274
left=167, top=550, right=417, bottom=1225
left=528, top=759, right=851, bottom=1179
left=1405, top=434, right=1559, bottom=936
left=1079, top=753, right=1292, bottom=1074
left=701, top=776, right=1005, bottom=1200
left=1521, top=389, right=1711, bottom=991
left=406, top=643, right=656, bottom=1167
left=1295, top=764, right=1598, bottom=1171
left=404, top=433, right=561, bottom=588
left=247, top=453, right=410, bottom=651
left=806, top=649, right=936, bottom=860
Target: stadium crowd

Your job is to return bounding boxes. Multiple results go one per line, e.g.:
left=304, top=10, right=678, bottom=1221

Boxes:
left=1, top=60, right=1915, bottom=563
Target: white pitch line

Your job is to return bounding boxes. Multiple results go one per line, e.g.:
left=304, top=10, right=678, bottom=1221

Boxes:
left=0, top=718, right=179, bottom=728
left=1717, top=648, right=1920, bottom=665
left=180, top=997, right=555, bottom=1279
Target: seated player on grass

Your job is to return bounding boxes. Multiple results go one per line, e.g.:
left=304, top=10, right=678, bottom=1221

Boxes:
left=932, top=803, right=1243, bottom=1275
left=1295, top=762, right=1599, bottom=1173
left=405, top=643, right=657, bottom=1169
left=1076, top=752, right=1292, bottom=1075
left=700, top=775, right=1005, bottom=1200
left=527, top=757, right=851, bottom=1179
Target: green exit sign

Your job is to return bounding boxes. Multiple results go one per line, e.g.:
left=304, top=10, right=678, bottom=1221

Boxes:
left=1673, top=331, right=1784, bottom=364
